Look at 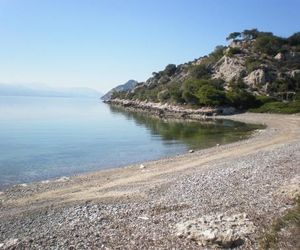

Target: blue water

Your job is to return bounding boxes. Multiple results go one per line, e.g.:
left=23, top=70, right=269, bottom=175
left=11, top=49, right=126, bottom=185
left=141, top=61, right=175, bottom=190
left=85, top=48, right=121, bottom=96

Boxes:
left=0, top=96, right=259, bottom=188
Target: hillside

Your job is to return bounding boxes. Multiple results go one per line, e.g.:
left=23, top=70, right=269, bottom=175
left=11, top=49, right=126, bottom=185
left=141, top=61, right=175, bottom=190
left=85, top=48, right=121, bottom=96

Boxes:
left=109, top=29, right=300, bottom=113
left=101, top=80, right=138, bottom=101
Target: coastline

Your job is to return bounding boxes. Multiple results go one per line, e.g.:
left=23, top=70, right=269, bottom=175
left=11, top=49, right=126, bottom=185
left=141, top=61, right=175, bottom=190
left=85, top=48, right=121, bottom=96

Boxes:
left=0, top=112, right=300, bottom=249
left=105, top=98, right=237, bottom=118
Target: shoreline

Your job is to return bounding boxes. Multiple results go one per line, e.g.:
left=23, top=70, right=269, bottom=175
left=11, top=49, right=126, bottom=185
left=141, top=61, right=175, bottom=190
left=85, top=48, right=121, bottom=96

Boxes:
left=105, top=98, right=237, bottom=118
left=0, top=103, right=257, bottom=191
left=0, top=112, right=299, bottom=249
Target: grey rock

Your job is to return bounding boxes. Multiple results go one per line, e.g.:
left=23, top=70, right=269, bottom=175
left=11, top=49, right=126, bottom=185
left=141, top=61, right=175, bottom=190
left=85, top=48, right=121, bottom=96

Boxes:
left=176, top=213, right=255, bottom=248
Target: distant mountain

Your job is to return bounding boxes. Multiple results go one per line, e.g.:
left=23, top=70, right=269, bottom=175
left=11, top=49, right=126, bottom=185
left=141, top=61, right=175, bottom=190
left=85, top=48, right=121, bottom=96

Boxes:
left=0, top=84, right=102, bottom=98
left=101, top=80, right=138, bottom=101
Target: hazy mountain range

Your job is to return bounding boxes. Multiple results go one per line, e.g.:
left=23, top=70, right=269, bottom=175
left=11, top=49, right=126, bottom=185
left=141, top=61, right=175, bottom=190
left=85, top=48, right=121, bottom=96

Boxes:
left=0, top=83, right=102, bottom=98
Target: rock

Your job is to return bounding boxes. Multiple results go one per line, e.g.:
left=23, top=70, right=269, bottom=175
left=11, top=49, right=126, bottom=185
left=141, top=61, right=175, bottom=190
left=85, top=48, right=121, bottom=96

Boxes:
left=189, top=150, right=194, bottom=153
left=288, top=69, right=300, bottom=81
left=19, top=183, right=28, bottom=187
left=274, top=52, right=285, bottom=61
left=2, top=238, right=19, bottom=248
left=277, top=176, right=300, bottom=200
left=140, top=164, right=146, bottom=169
left=56, top=176, right=70, bottom=182
left=243, top=69, right=266, bottom=87
left=220, top=107, right=236, bottom=115
left=175, top=213, right=255, bottom=248
left=216, top=144, right=220, bottom=147
left=213, top=56, right=246, bottom=82
left=138, top=216, right=149, bottom=220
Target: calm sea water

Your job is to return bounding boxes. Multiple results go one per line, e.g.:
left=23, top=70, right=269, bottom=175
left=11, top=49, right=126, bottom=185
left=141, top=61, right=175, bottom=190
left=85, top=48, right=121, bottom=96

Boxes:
left=0, top=96, right=260, bottom=188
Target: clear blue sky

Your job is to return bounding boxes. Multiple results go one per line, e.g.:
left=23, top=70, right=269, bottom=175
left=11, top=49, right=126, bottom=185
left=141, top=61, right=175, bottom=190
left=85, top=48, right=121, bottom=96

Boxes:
left=0, top=0, right=299, bottom=92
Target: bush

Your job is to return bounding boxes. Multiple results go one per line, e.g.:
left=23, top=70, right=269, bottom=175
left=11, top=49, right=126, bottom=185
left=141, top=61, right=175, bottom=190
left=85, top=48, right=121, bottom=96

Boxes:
left=226, top=90, right=258, bottom=109
left=249, top=100, right=300, bottom=114
left=189, top=64, right=211, bottom=79
left=226, top=47, right=242, bottom=57
left=196, top=85, right=226, bottom=106
left=164, top=64, right=177, bottom=77
left=182, top=79, right=210, bottom=104
left=168, top=82, right=184, bottom=103
left=254, top=35, right=285, bottom=56
left=288, top=32, right=300, bottom=46
left=157, top=90, right=170, bottom=102
left=245, top=57, right=262, bottom=73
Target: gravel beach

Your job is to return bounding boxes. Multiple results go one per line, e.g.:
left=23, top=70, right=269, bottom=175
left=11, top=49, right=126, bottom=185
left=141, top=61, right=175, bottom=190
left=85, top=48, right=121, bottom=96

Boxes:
left=0, top=113, right=299, bottom=249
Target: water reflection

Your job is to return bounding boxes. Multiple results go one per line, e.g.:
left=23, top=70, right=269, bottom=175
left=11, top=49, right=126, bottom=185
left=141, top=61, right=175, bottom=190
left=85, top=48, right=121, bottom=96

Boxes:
left=109, top=105, right=263, bottom=149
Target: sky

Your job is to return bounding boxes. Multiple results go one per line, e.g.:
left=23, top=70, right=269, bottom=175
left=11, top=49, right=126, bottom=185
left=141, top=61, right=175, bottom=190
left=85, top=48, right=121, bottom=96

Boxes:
left=0, top=0, right=299, bottom=92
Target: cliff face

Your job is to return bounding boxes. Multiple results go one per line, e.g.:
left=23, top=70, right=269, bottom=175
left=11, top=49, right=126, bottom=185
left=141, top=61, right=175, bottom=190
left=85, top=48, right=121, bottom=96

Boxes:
left=109, top=30, right=300, bottom=109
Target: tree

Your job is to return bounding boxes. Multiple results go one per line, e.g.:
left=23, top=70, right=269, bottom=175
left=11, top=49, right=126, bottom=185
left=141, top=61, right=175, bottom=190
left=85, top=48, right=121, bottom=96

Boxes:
left=242, top=29, right=259, bottom=40
left=164, top=64, right=177, bottom=76
left=226, top=32, right=241, bottom=41
left=288, top=32, right=300, bottom=46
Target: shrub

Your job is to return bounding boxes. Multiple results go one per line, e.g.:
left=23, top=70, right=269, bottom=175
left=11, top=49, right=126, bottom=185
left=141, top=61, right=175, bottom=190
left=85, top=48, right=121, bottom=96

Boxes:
left=168, top=82, right=184, bottom=103
left=164, top=64, right=177, bottom=76
left=288, top=32, right=300, bottom=46
left=226, top=47, right=242, bottom=57
left=196, top=85, right=226, bottom=106
left=182, top=79, right=210, bottom=104
left=254, top=35, right=285, bottom=56
left=249, top=100, right=300, bottom=114
left=189, top=64, right=211, bottom=79
left=245, top=57, right=262, bottom=73
left=157, top=90, right=170, bottom=102
left=226, top=90, right=258, bottom=109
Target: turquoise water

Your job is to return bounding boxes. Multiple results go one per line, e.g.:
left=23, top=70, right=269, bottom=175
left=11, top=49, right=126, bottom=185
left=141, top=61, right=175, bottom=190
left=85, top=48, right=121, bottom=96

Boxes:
left=0, top=96, right=260, bottom=188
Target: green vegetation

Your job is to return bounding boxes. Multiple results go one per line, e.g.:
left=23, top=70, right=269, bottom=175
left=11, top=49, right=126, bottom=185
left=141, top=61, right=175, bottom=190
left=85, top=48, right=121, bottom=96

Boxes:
left=245, top=57, right=262, bottom=73
left=110, top=29, right=300, bottom=114
left=226, top=47, right=242, bottom=57
left=260, top=196, right=300, bottom=249
left=249, top=100, right=300, bottom=114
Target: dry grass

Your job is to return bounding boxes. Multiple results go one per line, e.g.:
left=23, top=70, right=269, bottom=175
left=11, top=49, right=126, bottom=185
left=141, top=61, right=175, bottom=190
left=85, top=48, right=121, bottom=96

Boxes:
left=260, top=196, right=300, bottom=249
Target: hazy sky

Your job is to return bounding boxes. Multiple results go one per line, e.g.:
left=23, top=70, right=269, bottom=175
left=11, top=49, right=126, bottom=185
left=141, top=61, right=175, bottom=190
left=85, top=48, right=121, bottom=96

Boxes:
left=0, top=0, right=299, bottom=92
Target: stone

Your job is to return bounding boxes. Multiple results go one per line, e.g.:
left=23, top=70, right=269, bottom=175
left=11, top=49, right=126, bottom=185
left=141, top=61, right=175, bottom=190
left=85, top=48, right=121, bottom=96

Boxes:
left=2, top=239, right=19, bottom=248
left=175, top=213, right=255, bottom=248
left=140, top=164, right=146, bottom=169
left=213, top=56, right=246, bottom=82
left=243, top=69, right=266, bottom=87
left=56, top=176, right=70, bottom=182
left=274, top=52, right=285, bottom=61
left=189, top=150, right=194, bottom=153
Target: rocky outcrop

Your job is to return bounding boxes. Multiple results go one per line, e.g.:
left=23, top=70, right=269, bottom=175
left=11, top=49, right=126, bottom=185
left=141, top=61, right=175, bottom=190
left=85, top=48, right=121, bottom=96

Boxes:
left=175, top=213, right=255, bottom=248
left=213, top=56, right=246, bottom=82
left=106, top=98, right=236, bottom=117
left=243, top=69, right=266, bottom=88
